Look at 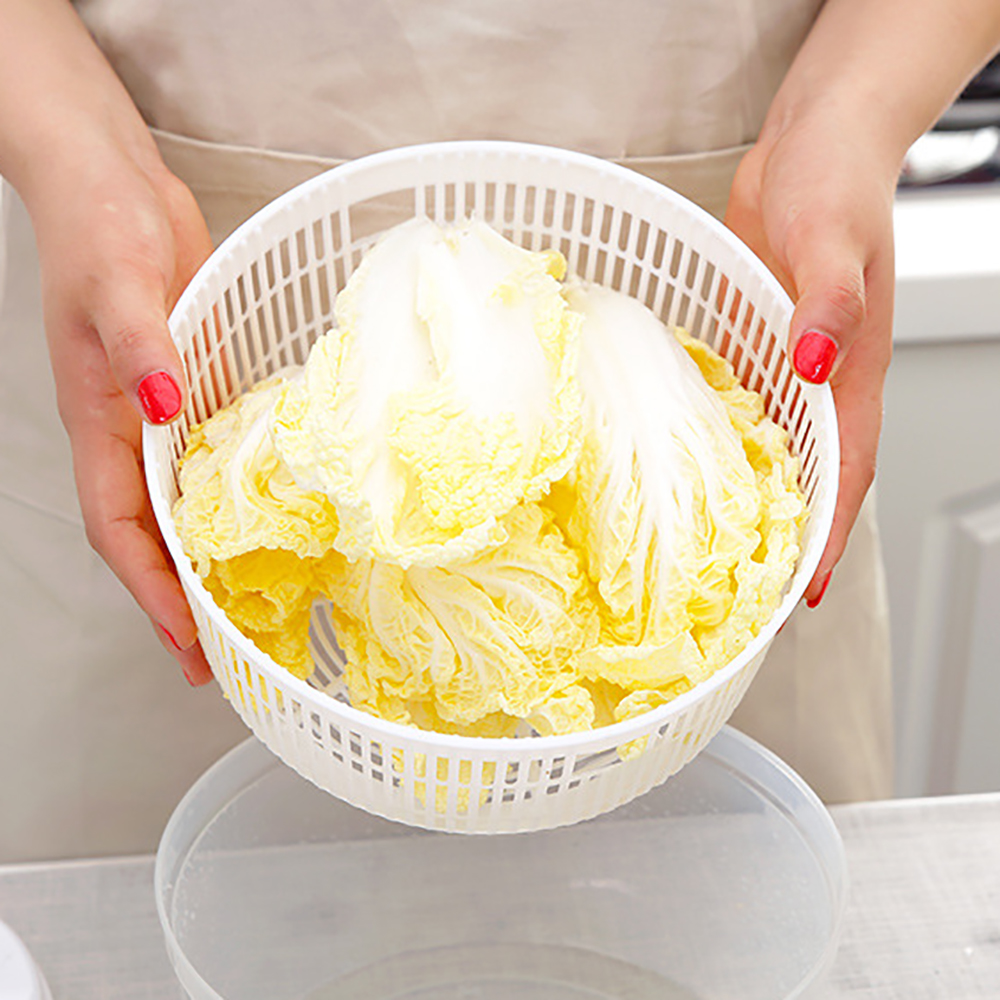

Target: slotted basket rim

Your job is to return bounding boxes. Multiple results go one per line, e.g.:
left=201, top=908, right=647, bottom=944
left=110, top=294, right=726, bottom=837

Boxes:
left=145, top=139, right=839, bottom=756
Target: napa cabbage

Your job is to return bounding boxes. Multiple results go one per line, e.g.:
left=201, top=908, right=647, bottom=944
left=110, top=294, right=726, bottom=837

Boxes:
left=172, top=374, right=347, bottom=678
left=171, top=217, right=806, bottom=738
left=270, top=217, right=581, bottom=567
left=556, top=278, right=805, bottom=693
left=173, top=373, right=341, bottom=574
left=317, top=503, right=600, bottom=736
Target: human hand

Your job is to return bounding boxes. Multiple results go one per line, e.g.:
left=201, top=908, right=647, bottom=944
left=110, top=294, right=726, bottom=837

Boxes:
left=0, top=0, right=218, bottom=682
left=725, top=0, right=1000, bottom=608
left=724, top=106, right=897, bottom=607
left=25, top=138, right=215, bottom=683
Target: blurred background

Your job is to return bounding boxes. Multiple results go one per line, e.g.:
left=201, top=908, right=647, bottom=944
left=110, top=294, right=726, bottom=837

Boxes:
left=887, top=53, right=1000, bottom=796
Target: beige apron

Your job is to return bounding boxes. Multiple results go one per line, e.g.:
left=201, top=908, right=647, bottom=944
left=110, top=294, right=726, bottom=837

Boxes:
left=0, top=0, right=891, bottom=862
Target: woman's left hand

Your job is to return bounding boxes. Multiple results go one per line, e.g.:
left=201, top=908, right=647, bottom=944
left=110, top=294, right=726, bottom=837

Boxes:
left=727, top=0, right=1000, bottom=607
left=725, top=105, right=897, bottom=606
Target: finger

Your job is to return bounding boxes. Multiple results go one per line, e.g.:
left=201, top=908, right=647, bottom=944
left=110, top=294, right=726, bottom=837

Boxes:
left=782, top=186, right=893, bottom=387
left=52, top=308, right=209, bottom=683
left=77, top=414, right=201, bottom=648
left=803, top=378, right=880, bottom=605
left=99, top=177, right=214, bottom=422
left=88, top=269, right=188, bottom=426
left=55, top=332, right=201, bottom=658
left=803, top=249, right=893, bottom=604
left=152, top=622, right=214, bottom=686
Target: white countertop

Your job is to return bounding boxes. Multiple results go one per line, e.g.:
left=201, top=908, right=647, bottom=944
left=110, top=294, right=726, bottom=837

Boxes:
left=825, top=793, right=1000, bottom=998
left=1, top=792, right=998, bottom=999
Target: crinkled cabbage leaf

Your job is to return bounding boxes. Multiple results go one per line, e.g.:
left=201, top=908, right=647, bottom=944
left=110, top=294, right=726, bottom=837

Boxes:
left=171, top=218, right=806, bottom=738
left=270, top=217, right=581, bottom=567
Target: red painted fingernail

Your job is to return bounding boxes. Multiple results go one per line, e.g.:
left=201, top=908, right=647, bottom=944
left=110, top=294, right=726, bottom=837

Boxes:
left=137, top=370, right=182, bottom=424
left=806, top=572, right=832, bottom=609
left=159, top=623, right=196, bottom=653
left=161, top=626, right=183, bottom=651
left=793, top=331, right=838, bottom=384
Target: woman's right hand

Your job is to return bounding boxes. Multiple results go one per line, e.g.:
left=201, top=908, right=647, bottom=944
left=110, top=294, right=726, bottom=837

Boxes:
left=28, top=137, right=216, bottom=684
left=0, top=0, right=215, bottom=683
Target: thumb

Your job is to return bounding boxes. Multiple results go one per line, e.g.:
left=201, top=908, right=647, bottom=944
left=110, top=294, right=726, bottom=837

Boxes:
left=92, top=269, right=187, bottom=425
left=786, top=236, right=868, bottom=386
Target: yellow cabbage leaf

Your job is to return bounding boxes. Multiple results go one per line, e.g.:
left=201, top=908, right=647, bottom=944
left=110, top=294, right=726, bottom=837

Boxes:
left=171, top=219, right=806, bottom=740
left=316, top=503, right=599, bottom=735
left=270, top=217, right=581, bottom=568
left=173, top=374, right=341, bottom=576
left=555, top=279, right=806, bottom=691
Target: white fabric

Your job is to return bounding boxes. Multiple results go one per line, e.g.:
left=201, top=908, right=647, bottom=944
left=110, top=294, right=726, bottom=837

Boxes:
left=0, top=0, right=892, bottom=862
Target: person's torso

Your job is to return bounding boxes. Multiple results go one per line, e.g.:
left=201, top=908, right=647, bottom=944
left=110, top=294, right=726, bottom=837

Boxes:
left=76, top=0, right=823, bottom=160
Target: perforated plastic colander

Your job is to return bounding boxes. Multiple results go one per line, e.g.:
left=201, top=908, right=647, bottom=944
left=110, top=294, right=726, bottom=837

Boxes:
left=144, top=141, right=838, bottom=834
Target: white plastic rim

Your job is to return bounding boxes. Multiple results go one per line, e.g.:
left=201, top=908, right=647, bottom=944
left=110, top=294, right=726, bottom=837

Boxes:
left=144, top=141, right=839, bottom=834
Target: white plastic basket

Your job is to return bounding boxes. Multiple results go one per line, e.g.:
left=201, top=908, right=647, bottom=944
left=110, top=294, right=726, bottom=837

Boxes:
left=145, top=141, right=838, bottom=834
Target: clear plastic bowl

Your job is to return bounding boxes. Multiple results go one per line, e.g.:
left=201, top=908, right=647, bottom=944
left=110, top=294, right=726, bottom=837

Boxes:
left=156, top=726, right=847, bottom=1000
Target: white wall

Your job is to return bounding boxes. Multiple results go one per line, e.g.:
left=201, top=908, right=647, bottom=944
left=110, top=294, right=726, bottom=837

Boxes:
left=886, top=186, right=1000, bottom=796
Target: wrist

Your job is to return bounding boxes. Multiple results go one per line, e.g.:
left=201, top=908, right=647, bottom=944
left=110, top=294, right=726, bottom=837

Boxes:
left=12, top=115, right=156, bottom=216
left=760, top=76, right=913, bottom=185
left=762, top=0, right=1000, bottom=178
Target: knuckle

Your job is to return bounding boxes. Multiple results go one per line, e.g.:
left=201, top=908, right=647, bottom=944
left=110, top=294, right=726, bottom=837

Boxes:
left=104, top=322, right=158, bottom=382
left=824, top=273, right=867, bottom=331
left=156, top=167, right=202, bottom=222
left=784, top=216, right=869, bottom=335
left=109, top=322, right=149, bottom=358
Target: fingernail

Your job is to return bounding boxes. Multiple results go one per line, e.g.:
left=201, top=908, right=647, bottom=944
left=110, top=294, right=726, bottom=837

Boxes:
left=806, top=572, right=832, bottom=609
left=159, top=623, right=196, bottom=653
left=161, top=626, right=183, bottom=651
left=137, top=370, right=182, bottom=424
left=793, top=331, right=838, bottom=384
